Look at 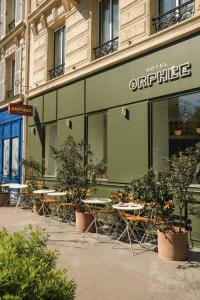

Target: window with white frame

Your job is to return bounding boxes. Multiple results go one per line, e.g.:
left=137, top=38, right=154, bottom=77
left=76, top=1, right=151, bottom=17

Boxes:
left=45, top=123, right=57, bottom=177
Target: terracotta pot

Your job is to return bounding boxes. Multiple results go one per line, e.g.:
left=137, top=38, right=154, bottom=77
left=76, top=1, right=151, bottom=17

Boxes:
left=157, top=227, right=188, bottom=261
left=0, top=192, right=10, bottom=207
left=76, top=211, right=96, bottom=233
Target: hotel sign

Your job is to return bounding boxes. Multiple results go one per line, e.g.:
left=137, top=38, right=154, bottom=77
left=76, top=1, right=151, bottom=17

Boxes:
left=129, top=62, right=192, bottom=92
left=8, top=103, right=34, bottom=116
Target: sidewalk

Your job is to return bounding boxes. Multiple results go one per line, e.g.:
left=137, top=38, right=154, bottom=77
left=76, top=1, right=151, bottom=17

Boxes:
left=0, top=207, right=200, bottom=300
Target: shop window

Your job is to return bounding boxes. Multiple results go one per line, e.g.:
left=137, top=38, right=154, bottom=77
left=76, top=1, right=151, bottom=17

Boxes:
left=88, top=112, right=107, bottom=179
left=94, top=0, right=119, bottom=59
left=153, top=92, right=200, bottom=172
left=153, top=0, right=195, bottom=32
left=49, top=27, right=65, bottom=80
left=45, top=123, right=57, bottom=177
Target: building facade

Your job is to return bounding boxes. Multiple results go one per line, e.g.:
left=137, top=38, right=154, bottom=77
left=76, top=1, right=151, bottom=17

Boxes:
left=0, top=0, right=200, bottom=243
left=0, top=0, right=28, bottom=183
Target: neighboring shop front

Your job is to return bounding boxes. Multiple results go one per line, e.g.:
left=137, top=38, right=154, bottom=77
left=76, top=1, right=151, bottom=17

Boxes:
left=27, top=33, right=200, bottom=246
left=0, top=108, right=23, bottom=183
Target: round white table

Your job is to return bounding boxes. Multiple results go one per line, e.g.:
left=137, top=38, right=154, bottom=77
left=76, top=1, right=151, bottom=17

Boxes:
left=1, top=183, right=28, bottom=210
left=47, top=192, right=70, bottom=225
left=82, top=198, right=112, bottom=240
left=33, top=189, right=55, bottom=216
left=112, top=203, right=144, bottom=255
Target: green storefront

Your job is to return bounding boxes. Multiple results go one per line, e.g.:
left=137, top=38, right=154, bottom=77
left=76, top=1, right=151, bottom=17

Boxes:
left=28, top=33, right=200, bottom=247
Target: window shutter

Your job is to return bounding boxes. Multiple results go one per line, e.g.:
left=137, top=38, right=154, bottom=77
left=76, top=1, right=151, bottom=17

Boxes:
left=0, top=59, right=5, bottom=101
left=14, top=47, right=22, bottom=96
left=15, top=0, right=23, bottom=26
left=0, top=0, right=6, bottom=39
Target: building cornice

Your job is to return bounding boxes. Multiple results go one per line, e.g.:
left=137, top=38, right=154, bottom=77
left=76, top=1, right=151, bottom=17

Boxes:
left=27, top=14, right=200, bottom=99
left=0, top=23, right=26, bottom=48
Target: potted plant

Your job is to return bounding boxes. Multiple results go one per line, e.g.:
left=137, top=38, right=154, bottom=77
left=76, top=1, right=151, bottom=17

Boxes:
left=51, top=135, right=102, bottom=233
left=130, top=144, right=200, bottom=261
left=158, top=144, right=200, bottom=261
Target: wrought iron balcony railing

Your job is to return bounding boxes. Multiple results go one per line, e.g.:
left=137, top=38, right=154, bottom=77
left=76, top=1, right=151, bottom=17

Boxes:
left=152, top=0, right=195, bottom=32
left=94, top=37, right=119, bottom=59
left=8, top=20, right=15, bottom=31
left=49, top=64, right=65, bottom=79
left=7, top=89, right=14, bottom=99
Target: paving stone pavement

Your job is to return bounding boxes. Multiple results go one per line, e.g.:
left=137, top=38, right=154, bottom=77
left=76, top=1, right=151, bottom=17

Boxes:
left=0, top=207, right=200, bottom=300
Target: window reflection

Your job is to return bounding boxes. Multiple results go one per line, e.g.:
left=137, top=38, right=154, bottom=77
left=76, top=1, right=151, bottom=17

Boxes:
left=153, top=92, right=200, bottom=171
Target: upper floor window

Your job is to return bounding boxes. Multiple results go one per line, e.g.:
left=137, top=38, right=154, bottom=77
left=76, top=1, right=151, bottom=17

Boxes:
left=49, top=27, right=65, bottom=80
left=7, top=58, right=15, bottom=99
left=153, top=0, right=195, bottom=32
left=94, top=0, right=119, bottom=59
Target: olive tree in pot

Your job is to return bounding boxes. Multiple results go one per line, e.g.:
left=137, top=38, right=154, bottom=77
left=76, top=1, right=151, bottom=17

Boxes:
left=158, top=144, right=200, bottom=261
left=51, top=135, right=103, bottom=233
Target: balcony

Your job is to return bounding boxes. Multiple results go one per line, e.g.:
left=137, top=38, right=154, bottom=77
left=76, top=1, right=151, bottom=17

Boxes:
left=8, top=20, right=15, bottom=31
left=49, top=64, right=65, bottom=79
left=94, top=37, right=119, bottom=59
left=7, top=89, right=14, bottom=99
left=152, top=0, right=195, bottom=32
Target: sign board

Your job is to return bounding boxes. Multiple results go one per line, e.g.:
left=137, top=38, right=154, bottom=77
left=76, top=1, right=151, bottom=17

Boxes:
left=8, top=103, right=34, bottom=116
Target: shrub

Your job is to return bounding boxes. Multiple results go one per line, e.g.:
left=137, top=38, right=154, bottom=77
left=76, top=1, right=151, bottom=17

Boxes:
left=0, top=227, right=76, bottom=300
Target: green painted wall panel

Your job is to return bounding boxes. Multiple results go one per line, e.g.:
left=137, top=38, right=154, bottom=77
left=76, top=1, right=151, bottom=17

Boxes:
left=86, top=35, right=200, bottom=112
left=107, top=102, right=148, bottom=183
left=57, top=115, right=84, bottom=147
left=28, top=96, right=43, bottom=126
left=27, top=126, right=43, bottom=175
left=57, top=81, right=84, bottom=119
left=43, top=91, right=57, bottom=123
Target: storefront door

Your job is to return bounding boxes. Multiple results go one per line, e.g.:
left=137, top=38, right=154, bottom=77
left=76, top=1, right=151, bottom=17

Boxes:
left=0, top=110, right=22, bottom=183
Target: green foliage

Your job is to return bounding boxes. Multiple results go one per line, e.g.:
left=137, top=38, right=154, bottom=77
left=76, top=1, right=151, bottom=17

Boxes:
left=0, top=227, right=76, bottom=300
left=20, top=158, right=42, bottom=179
left=130, top=169, right=174, bottom=227
left=130, top=143, right=200, bottom=231
left=168, top=143, right=200, bottom=229
left=51, top=135, right=103, bottom=211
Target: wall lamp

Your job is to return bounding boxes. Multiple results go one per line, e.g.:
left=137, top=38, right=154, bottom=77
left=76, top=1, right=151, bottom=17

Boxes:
left=31, top=127, right=36, bottom=135
left=121, top=107, right=129, bottom=119
left=66, top=119, right=72, bottom=129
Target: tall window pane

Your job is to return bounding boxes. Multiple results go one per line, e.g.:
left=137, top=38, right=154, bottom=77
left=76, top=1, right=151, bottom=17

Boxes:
left=88, top=113, right=107, bottom=178
left=100, top=0, right=110, bottom=44
left=153, top=92, right=200, bottom=172
left=54, top=27, right=65, bottom=67
left=11, top=137, right=19, bottom=176
left=45, top=123, right=57, bottom=176
left=112, top=0, right=119, bottom=38
left=3, top=139, right=10, bottom=176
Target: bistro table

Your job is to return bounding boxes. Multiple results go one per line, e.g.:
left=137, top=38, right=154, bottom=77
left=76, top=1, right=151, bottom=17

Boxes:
left=1, top=183, right=28, bottom=209
left=33, top=189, right=55, bottom=218
left=47, top=192, right=68, bottom=225
left=112, top=203, right=144, bottom=255
left=82, top=198, right=112, bottom=240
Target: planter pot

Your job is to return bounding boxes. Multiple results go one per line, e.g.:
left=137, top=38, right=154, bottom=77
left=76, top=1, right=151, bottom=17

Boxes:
left=0, top=192, right=10, bottom=206
left=157, top=227, right=188, bottom=261
left=76, top=211, right=96, bottom=233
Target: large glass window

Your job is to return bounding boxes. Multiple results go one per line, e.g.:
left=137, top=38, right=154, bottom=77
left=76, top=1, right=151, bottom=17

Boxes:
left=99, top=0, right=119, bottom=44
left=45, top=123, right=57, bottom=176
left=88, top=112, right=107, bottom=178
left=153, top=92, right=200, bottom=172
